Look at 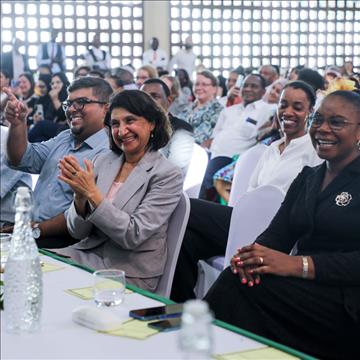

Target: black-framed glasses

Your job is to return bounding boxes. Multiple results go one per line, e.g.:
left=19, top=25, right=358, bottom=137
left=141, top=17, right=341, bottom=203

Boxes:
left=62, top=97, right=107, bottom=112
left=309, top=112, right=360, bottom=132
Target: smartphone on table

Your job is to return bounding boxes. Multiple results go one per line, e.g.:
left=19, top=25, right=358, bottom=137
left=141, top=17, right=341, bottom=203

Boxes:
left=129, top=303, right=183, bottom=321
left=148, top=317, right=181, bottom=332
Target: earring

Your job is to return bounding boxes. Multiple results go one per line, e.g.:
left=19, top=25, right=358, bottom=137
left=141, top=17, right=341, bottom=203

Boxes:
left=357, top=139, right=360, bottom=151
left=150, top=132, right=154, bottom=139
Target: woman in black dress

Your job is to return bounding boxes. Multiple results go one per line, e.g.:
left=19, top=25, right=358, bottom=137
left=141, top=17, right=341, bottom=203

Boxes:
left=204, top=90, right=360, bottom=359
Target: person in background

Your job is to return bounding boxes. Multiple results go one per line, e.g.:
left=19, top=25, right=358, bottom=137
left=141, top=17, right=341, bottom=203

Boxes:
left=56, top=90, right=183, bottom=292
left=216, top=75, right=227, bottom=99
left=0, top=38, right=30, bottom=82
left=218, top=66, right=245, bottom=107
left=287, top=65, right=305, bottom=81
left=82, top=33, right=111, bottom=72
left=1, top=70, right=11, bottom=124
left=168, top=36, right=197, bottom=80
left=1, top=77, right=111, bottom=246
left=15, top=72, right=38, bottom=126
left=142, top=37, right=168, bottom=71
left=205, top=91, right=360, bottom=359
left=161, top=75, right=192, bottom=117
left=37, top=29, right=66, bottom=74
left=259, top=64, right=279, bottom=88
left=176, top=68, right=195, bottom=101
left=142, top=78, right=194, bottom=176
left=74, top=66, right=91, bottom=79
left=135, top=65, right=158, bottom=88
left=179, top=70, right=223, bottom=147
left=0, top=125, right=32, bottom=228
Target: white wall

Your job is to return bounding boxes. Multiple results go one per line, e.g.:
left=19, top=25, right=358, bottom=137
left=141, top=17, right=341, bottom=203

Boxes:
left=143, top=1, right=170, bottom=56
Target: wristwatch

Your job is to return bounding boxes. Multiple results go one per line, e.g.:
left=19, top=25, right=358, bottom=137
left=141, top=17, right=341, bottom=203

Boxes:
left=32, top=223, right=41, bottom=239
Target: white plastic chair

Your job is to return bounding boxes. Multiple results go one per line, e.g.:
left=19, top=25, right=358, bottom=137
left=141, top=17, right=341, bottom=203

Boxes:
left=183, top=144, right=209, bottom=198
left=228, top=144, right=267, bottom=207
left=195, top=185, right=285, bottom=298
left=156, top=192, right=191, bottom=298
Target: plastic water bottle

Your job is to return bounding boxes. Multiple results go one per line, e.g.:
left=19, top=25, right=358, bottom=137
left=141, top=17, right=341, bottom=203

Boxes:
left=178, top=300, right=214, bottom=359
left=4, top=187, right=43, bottom=333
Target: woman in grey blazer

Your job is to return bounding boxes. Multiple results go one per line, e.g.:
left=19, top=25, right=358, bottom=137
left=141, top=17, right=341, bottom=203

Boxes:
left=58, top=90, right=183, bottom=292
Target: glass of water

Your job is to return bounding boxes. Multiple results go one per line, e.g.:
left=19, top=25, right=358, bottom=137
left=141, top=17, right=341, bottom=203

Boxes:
left=0, top=233, right=12, bottom=269
left=93, top=269, right=126, bottom=307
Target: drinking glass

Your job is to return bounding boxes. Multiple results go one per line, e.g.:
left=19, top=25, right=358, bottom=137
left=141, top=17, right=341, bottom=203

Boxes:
left=0, top=234, right=12, bottom=269
left=93, top=269, right=126, bottom=307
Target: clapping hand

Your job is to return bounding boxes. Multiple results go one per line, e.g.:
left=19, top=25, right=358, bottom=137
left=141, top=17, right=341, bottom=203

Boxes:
left=3, top=88, right=28, bottom=125
left=58, top=156, right=103, bottom=208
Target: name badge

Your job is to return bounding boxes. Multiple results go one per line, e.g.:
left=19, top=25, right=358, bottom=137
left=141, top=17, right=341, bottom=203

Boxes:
left=245, top=117, right=257, bottom=125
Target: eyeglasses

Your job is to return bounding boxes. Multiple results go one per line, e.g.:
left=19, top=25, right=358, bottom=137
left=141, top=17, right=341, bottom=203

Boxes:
left=309, top=112, right=360, bottom=132
left=62, top=97, right=107, bottom=112
left=194, top=82, right=213, bottom=87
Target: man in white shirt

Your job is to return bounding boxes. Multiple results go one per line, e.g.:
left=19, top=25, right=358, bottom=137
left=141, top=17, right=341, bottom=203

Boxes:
left=200, top=74, right=276, bottom=199
left=36, top=29, right=65, bottom=74
left=1, top=38, right=30, bottom=81
left=82, top=33, right=111, bottom=72
left=142, top=37, right=168, bottom=71
left=168, top=36, right=197, bottom=80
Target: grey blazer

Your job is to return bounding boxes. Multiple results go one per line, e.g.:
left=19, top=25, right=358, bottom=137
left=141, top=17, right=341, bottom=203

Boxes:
left=66, top=150, right=183, bottom=280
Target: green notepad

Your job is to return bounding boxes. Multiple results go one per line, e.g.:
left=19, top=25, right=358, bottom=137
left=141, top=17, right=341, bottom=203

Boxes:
left=214, top=347, right=299, bottom=360
left=100, top=319, right=159, bottom=339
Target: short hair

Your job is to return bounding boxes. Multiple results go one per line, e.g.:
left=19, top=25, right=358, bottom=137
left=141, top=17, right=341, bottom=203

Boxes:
left=325, top=90, right=360, bottom=114
left=161, top=75, right=180, bottom=98
left=143, top=78, right=171, bottom=97
left=88, top=70, right=105, bottom=78
left=138, top=65, right=158, bottom=79
left=112, top=67, right=134, bottom=85
left=67, top=76, right=113, bottom=102
left=231, top=66, right=245, bottom=76
left=272, top=64, right=280, bottom=76
left=108, top=90, right=171, bottom=153
left=283, top=80, right=316, bottom=108
left=19, top=72, right=35, bottom=94
left=247, top=73, right=267, bottom=89
left=298, top=68, right=325, bottom=92
left=197, top=70, right=218, bottom=87
left=74, top=65, right=91, bottom=78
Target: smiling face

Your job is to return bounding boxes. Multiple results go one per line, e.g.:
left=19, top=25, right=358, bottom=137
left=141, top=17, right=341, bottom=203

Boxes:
left=241, top=75, right=265, bottom=106
left=51, top=75, right=63, bottom=91
left=66, top=87, right=107, bottom=142
left=136, top=69, right=150, bottom=87
left=18, top=75, right=32, bottom=97
left=194, top=74, right=217, bottom=104
left=110, top=107, right=155, bottom=160
left=277, top=87, right=311, bottom=140
left=268, top=82, right=284, bottom=104
left=309, top=95, right=360, bottom=166
left=142, top=83, right=170, bottom=112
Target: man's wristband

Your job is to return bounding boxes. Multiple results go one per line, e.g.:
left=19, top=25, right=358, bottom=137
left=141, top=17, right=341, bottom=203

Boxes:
left=302, top=256, right=309, bottom=279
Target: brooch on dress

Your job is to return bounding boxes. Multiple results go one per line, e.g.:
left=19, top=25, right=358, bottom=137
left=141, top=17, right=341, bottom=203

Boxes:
left=335, top=192, right=352, bottom=206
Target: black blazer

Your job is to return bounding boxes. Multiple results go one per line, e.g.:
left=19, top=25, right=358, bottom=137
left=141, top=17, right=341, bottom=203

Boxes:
left=256, top=156, right=360, bottom=322
left=1, top=51, right=30, bottom=80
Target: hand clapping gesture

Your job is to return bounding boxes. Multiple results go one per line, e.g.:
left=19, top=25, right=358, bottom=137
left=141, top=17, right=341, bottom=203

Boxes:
left=230, top=243, right=306, bottom=287
left=58, top=155, right=104, bottom=210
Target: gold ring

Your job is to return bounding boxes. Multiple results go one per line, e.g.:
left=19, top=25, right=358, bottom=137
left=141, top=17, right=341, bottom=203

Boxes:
left=259, top=256, right=264, bottom=265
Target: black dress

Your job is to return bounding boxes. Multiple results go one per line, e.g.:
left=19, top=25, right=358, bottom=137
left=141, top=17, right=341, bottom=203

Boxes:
left=205, top=156, right=360, bottom=359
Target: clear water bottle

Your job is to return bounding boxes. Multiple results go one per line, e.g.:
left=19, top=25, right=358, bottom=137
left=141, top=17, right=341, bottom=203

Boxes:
left=178, top=300, right=214, bottom=359
left=4, top=187, right=43, bottom=333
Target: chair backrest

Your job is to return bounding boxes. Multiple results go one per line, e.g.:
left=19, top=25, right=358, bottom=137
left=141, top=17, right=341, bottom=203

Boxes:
left=156, top=192, right=191, bottom=297
left=183, top=144, right=209, bottom=198
left=228, top=144, right=267, bottom=207
left=224, top=184, right=285, bottom=267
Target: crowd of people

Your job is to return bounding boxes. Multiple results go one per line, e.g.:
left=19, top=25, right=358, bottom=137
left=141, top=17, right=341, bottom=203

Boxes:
left=1, top=28, right=360, bottom=359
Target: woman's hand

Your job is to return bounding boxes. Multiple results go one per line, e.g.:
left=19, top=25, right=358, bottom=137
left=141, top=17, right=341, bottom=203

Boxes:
left=58, top=156, right=104, bottom=208
left=233, top=243, right=303, bottom=278
left=230, top=253, right=261, bottom=287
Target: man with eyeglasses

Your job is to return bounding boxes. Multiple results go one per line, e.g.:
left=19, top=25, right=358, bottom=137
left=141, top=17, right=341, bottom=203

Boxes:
left=2, top=77, right=112, bottom=246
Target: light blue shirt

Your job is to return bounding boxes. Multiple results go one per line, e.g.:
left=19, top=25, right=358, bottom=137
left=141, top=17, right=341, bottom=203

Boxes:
left=12, top=128, right=109, bottom=222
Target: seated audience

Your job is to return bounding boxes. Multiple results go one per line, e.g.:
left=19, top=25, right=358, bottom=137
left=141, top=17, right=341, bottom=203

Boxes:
left=1, top=77, right=111, bottom=245
left=259, top=64, right=279, bottom=88
left=286, top=65, right=304, bottom=81
left=201, top=74, right=275, bottom=200
left=161, top=75, right=192, bottom=116
left=135, top=65, right=158, bottom=88
left=141, top=78, right=194, bottom=176
left=218, top=66, right=245, bottom=107
left=179, top=70, right=223, bottom=147
left=171, top=80, right=322, bottom=302
left=56, top=90, right=183, bottom=292
left=205, top=90, right=360, bottom=359
left=1, top=125, right=32, bottom=228
left=176, top=68, right=194, bottom=101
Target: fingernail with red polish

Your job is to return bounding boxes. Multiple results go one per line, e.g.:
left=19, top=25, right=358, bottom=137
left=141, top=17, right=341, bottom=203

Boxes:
left=255, top=278, right=260, bottom=284
left=241, top=278, right=247, bottom=284
left=248, top=281, right=253, bottom=287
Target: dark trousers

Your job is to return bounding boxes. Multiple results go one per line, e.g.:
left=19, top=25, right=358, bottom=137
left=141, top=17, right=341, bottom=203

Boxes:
left=170, top=198, right=232, bottom=302
left=205, top=268, right=360, bottom=360
left=199, top=156, right=233, bottom=200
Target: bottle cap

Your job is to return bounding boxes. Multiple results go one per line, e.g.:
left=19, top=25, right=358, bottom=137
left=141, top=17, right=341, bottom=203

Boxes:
left=183, top=299, right=209, bottom=316
left=16, top=187, right=30, bottom=197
